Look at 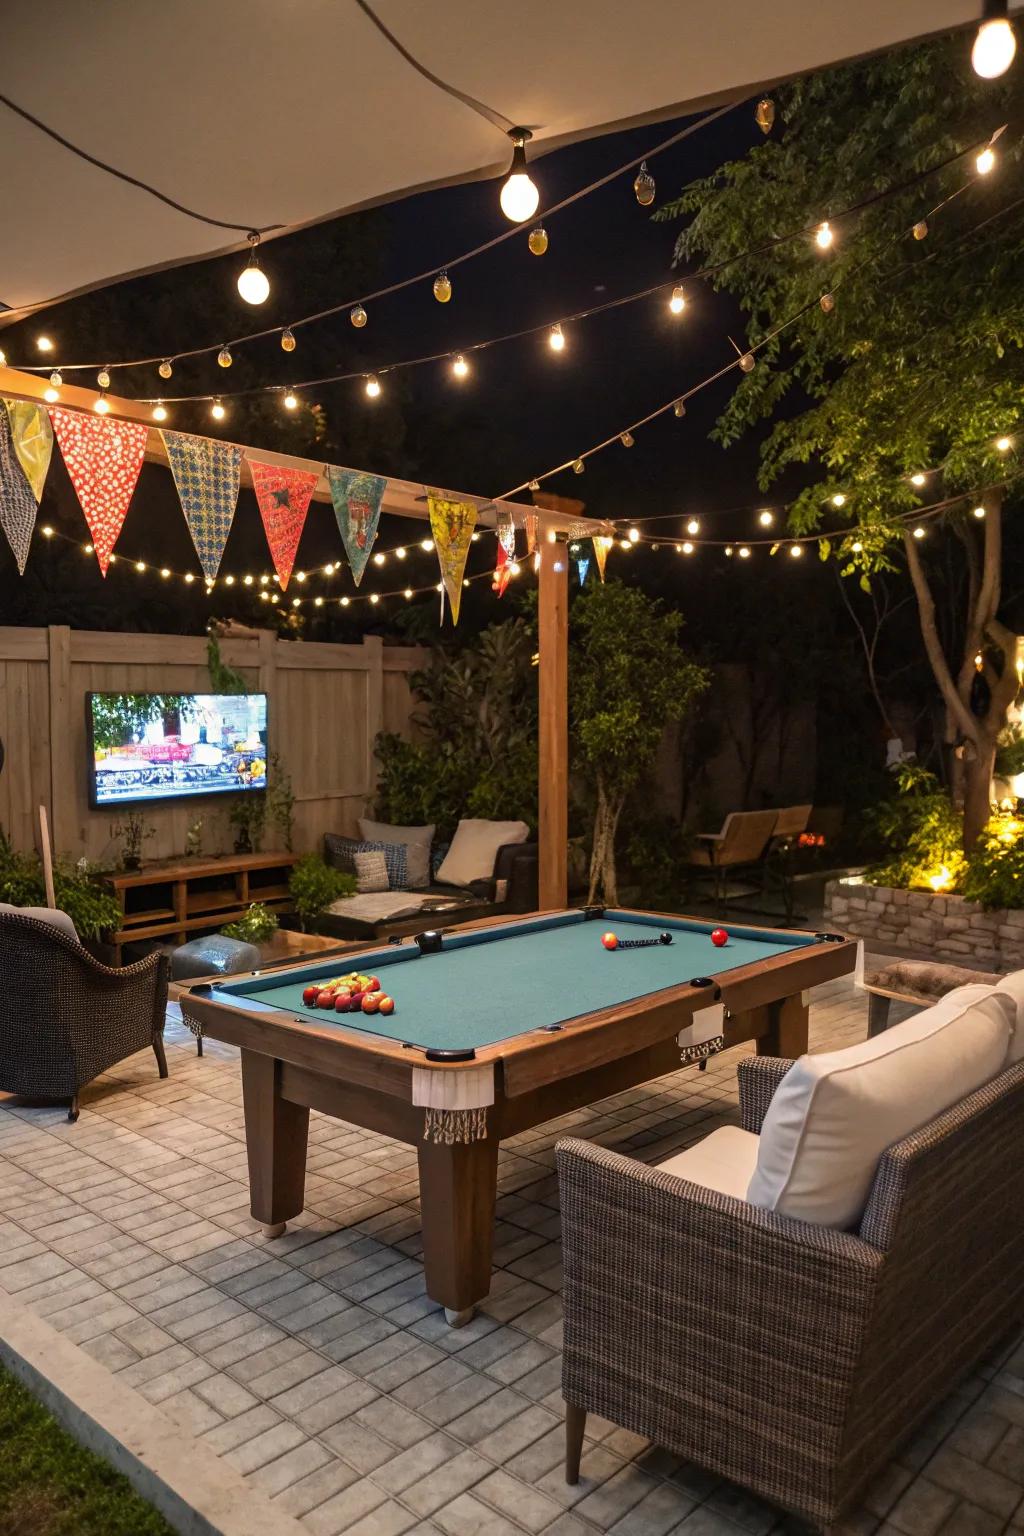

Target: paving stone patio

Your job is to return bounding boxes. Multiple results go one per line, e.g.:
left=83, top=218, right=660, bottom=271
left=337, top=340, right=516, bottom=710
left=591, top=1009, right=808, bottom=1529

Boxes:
left=0, top=967, right=1022, bottom=1536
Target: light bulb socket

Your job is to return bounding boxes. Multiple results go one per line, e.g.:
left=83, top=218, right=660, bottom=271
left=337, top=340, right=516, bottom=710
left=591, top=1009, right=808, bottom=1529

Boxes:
left=982, top=0, right=1008, bottom=19
left=508, top=127, right=533, bottom=167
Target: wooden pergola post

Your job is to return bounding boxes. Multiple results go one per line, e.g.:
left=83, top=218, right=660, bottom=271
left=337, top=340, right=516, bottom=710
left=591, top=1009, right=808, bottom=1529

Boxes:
left=535, top=495, right=582, bottom=912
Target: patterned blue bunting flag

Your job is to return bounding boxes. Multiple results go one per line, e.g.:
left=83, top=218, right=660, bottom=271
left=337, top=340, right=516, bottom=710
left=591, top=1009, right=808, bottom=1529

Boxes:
left=0, top=404, right=38, bottom=574
left=569, top=538, right=590, bottom=586
left=161, top=430, right=242, bottom=580
left=327, top=467, right=386, bottom=586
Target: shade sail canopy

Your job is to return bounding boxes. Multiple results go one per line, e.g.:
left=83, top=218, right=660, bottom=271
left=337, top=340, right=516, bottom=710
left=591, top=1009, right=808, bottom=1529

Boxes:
left=2, top=0, right=989, bottom=312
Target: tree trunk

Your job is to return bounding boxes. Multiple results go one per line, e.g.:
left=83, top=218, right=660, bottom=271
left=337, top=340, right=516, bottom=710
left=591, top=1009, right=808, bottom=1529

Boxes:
left=587, top=777, right=624, bottom=904
left=963, top=735, right=998, bottom=850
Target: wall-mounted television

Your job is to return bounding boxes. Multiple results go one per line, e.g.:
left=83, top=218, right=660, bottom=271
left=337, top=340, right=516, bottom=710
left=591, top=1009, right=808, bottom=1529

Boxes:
left=86, top=691, right=268, bottom=809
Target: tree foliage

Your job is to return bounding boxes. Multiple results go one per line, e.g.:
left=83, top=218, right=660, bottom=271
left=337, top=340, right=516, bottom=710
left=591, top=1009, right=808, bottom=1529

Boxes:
left=657, top=34, right=1024, bottom=572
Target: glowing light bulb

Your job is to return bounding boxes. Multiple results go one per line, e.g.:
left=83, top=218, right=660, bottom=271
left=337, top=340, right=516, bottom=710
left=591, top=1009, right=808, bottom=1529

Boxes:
left=97, top=367, right=111, bottom=390
left=996, top=435, right=1012, bottom=451
left=217, top=346, right=232, bottom=368
left=365, top=374, right=382, bottom=399
left=910, top=472, right=926, bottom=487
left=396, top=546, right=406, bottom=559
left=283, top=391, right=298, bottom=410
left=340, top=596, right=350, bottom=607
left=36, top=335, right=54, bottom=353
left=852, top=541, right=863, bottom=553
left=633, top=161, right=655, bottom=207
left=211, top=400, right=226, bottom=420
left=682, top=541, right=694, bottom=555
left=295, top=571, right=306, bottom=583
left=421, top=538, right=434, bottom=551
left=976, top=145, right=996, bottom=175
left=0, top=349, right=6, bottom=366
left=913, top=220, right=929, bottom=241
left=913, top=526, right=926, bottom=539
left=83, top=543, right=93, bottom=555
left=974, top=505, right=987, bottom=518
left=44, top=386, right=60, bottom=403
left=292, top=597, right=301, bottom=608
left=509, top=561, right=520, bottom=576
left=152, top=403, right=168, bottom=421
left=815, top=220, right=834, bottom=250
left=725, top=545, right=734, bottom=557
left=686, top=518, right=700, bottom=536
left=404, top=588, right=413, bottom=599
left=452, top=353, right=470, bottom=379
left=628, top=527, right=640, bottom=543
left=281, top=328, right=296, bottom=352
left=739, top=352, right=755, bottom=374
left=237, top=234, right=270, bottom=305
left=314, top=596, right=323, bottom=607
left=790, top=544, right=804, bottom=557
left=184, top=573, right=195, bottom=584
left=49, top=370, right=62, bottom=388
left=674, top=399, right=686, bottom=418
left=620, top=431, right=634, bottom=447
left=669, top=285, right=686, bottom=315
left=433, top=270, right=452, bottom=303
left=243, top=574, right=253, bottom=585
left=755, top=97, right=775, bottom=134
left=573, top=458, right=585, bottom=475
left=758, top=509, right=774, bottom=527
left=739, top=546, right=751, bottom=558
left=500, top=129, right=539, bottom=223
left=41, top=525, right=54, bottom=538
left=159, top=359, right=173, bottom=379
left=223, top=574, right=235, bottom=586
left=370, top=593, right=380, bottom=605
left=260, top=574, right=269, bottom=585
left=820, top=292, right=835, bottom=314
left=350, top=304, right=367, bottom=328
left=135, top=560, right=146, bottom=572
left=94, top=393, right=110, bottom=415
left=973, top=13, right=1016, bottom=77
left=528, top=225, right=548, bottom=255
left=549, top=323, right=565, bottom=352
left=373, top=552, right=386, bottom=566
left=832, top=493, right=846, bottom=508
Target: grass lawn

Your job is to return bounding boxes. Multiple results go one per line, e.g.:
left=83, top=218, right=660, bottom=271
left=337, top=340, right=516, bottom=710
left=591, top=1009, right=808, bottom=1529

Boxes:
left=0, top=1368, right=174, bottom=1536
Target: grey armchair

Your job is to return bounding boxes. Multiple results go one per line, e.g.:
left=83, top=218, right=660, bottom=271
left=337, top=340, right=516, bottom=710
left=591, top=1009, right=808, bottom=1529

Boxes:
left=0, top=910, right=169, bottom=1121
left=557, top=1054, right=1024, bottom=1527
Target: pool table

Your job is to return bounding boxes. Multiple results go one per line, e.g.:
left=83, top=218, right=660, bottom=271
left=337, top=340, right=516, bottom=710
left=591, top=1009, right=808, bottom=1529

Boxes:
left=181, top=908, right=855, bottom=1323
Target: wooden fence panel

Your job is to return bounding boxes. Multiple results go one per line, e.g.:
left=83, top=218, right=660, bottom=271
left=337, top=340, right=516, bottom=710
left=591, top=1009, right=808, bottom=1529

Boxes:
left=0, top=627, right=428, bottom=863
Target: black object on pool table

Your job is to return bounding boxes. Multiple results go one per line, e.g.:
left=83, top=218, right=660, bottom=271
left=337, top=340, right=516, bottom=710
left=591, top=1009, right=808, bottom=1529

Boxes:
left=415, top=930, right=444, bottom=954
left=601, top=930, right=673, bottom=951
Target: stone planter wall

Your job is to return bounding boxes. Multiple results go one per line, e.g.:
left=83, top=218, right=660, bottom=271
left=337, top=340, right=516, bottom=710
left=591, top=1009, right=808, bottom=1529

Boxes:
left=824, top=878, right=1024, bottom=968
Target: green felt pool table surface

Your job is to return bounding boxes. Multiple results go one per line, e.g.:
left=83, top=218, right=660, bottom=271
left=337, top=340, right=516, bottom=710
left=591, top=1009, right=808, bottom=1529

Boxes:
left=214, top=909, right=818, bottom=1053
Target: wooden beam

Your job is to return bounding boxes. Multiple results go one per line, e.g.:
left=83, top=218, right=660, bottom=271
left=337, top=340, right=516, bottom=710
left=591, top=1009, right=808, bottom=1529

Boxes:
left=537, top=540, right=568, bottom=910
left=0, top=364, right=610, bottom=537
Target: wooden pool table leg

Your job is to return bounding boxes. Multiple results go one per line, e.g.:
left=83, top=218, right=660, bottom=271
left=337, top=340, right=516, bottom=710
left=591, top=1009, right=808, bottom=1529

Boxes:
left=417, top=1135, right=499, bottom=1325
left=241, top=1050, right=309, bottom=1238
left=758, top=991, right=809, bottom=1058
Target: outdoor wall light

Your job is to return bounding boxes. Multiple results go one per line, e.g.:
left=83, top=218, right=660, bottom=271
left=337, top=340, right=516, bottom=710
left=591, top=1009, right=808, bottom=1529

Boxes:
left=500, top=129, right=540, bottom=223
left=973, top=1, right=1017, bottom=77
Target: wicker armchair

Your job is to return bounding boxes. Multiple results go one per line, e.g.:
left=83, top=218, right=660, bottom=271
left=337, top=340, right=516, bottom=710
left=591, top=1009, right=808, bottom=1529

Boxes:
left=0, top=910, right=169, bottom=1121
left=557, top=1054, right=1024, bottom=1527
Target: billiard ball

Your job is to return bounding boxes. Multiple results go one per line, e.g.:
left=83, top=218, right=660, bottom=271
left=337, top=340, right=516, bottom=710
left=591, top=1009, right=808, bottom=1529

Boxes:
left=711, top=928, right=729, bottom=948
left=601, top=932, right=619, bottom=950
left=317, top=990, right=337, bottom=1008
left=659, top=932, right=672, bottom=945
left=378, top=995, right=395, bottom=1015
left=362, top=993, right=380, bottom=1014
left=302, top=985, right=319, bottom=1005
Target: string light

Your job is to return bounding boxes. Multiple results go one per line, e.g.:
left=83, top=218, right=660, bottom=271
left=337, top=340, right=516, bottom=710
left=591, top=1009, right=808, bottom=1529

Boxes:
left=738, top=546, right=751, bottom=558
left=217, top=346, right=232, bottom=368
left=620, top=431, right=635, bottom=447
left=682, top=541, right=694, bottom=555
left=686, top=518, right=700, bottom=535
left=260, top=574, right=269, bottom=585
left=452, top=353, right=470, bottom=379
left=820, top=292, right=835, bottom=313
left=36, top=336, right=54, bottom=353
left=224, top=574, right=235, bottom=586
left=314, top=596, right=323, bottom=607
left=243, top=574, right=253, bottom=586
left=758, top=509, right=774, bottom=527
left=369, top=593, right=380, bottom=605
left=340, top=596, right=350, bottom=607
left=815, top=220, right=834, bottom=250
left=500, top=129, right=539, bottom=223
left=44, top=385, right=59, bottom=402
left=159, top=359, right=173, bottom=379
left=433, top=271, right=452, bottom=303
left=135, top=559, right=146, bottom=572
left=350, top=304, right=368, bottom=328
left=832, top=493, right=846, bottom=508
left=913, top=220, right=929, bottom=240
left=295, top=571, right=307, bottom=583
left=211, top=399, right=226, bottom=420
left=281, top=328, right=296, bottom=352
left=996, top=435, right=1012, bottom=451
left=96, top=367, right=111, bottom=390
left=974, top=504, right=987, bottom=518
left=94, top=393, right=110, bottom=415
left=674, top=399, right=686, bottom=418
left=633, top=161, right=656, bottom=207
left=913, top=525, right=926, bottom=539
left=628, top=527, right=640, bottom=543
left=972, top=3, right=1017, bottom=77
left=49, top=370, right=62, bottom=388
left=420, top=538, right=434, bottom=552
left=910, top=472, right=926, bottom=487
left=283, top=390, right=298, bottom=410
left=41, top=525, right=54, bottom=538
left=549, top=323, right=565, bottom=352
left=669, top=285, right=687, bottom=315
left=725, top=545, right=734, bottom=557
left=573, top=458, right=585, bottom=474
left=739, top=352, right=755, bottom=374
left=755, top=97, right=775, bottom=134
left=237, top=233, right=270, bottom=305
left=404, top=587, right=413, bottom=599
left=976, top=145, right=997, bottom=174
left=396, top=546, right=406, bottom=559
left=184, top=573, right=195, bottom=584
left=789, top=544, right=804, bottom=557
left=152, top=403, right=168, bottom=421
left=365, top=374, right=382, bottom=399
left=83, top=543, right=93, bottom=555
left=373, top=552, right=386, bottom=566
left=528, top=225, right=548, bottom=256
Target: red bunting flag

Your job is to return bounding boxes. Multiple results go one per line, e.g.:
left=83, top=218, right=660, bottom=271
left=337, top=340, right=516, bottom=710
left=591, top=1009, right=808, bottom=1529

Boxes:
left=49, top=408, right=148, bottom=575
left=248, top=458, right=318, bottom=591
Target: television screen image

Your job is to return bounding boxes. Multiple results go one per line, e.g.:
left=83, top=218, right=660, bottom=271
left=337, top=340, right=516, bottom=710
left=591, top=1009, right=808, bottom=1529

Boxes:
left=87, top=692, right=269, bottom=808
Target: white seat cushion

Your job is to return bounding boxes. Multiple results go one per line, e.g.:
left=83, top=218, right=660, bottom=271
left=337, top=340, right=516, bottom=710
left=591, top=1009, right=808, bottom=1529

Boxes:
left=746, top=984, right=1012, bottom=1229
left=656, top=1126, right=760, bottom=1200
left=984, top=969, right=1024, bottom=1065
left=435, top=819, right=529, bottom=886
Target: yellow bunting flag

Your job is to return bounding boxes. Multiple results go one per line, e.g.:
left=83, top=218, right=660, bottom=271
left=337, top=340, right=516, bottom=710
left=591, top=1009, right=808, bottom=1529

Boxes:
left=523, top=512, right=538, bottom=557
left=4, top=399, right=53, bottom=504
left=592, top=533, right=612, bottom=582
left=427, top=489, right=477, bottom=625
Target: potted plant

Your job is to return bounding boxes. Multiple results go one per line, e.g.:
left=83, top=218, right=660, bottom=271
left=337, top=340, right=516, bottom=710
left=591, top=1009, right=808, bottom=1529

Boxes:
left=288, top=855, right=356, bottom=931
left=229, top=794, right=266, bottom=854
left=221, top=901, right=279, bottom=945
left=112, top=810, right=155, bottom=872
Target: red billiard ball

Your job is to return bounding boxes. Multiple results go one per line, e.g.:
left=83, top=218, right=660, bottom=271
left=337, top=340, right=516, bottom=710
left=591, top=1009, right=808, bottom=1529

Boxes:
left=711, top=928, right=729, bottom=948
left=601, top=932, right=619, bottom=951
left=378, top=995, right=395, bottom=1016
left=316, top=990, right=337, bottom=1008
left=302, top=985, right=319, bottom=1005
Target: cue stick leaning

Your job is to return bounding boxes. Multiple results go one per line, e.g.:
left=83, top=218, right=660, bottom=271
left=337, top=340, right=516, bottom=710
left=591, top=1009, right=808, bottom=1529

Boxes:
left=38, top=803, right=56, bottom=909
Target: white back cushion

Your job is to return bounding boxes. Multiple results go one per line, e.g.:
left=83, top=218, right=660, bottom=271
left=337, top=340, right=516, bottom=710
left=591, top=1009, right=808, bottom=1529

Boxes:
left=0, top=902, right=79, bottom=944
left=988, top=969, right=1024, bottom=1065
left=435, top=819, right=529, bottom=886
left=746, top=984, right=1012, bottom=1229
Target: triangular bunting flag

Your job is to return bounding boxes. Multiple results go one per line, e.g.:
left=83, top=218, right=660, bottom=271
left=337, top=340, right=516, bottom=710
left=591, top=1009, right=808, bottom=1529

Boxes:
left=4, top=399, right=53, bottom=504
left=569, top=538, right=590, bottom=587
left=492, top=539, right=512, bottom=597
left=496, top=505, right=516, bottom=560
left=0, top=405, right=38, bottom=575
left=327, top=467, right=386, bottom=586
left=592, top=533, right=612, bottom=582
left=523, top=512, right=538, bottom=557
left=427, top=489, right=477, bottom=625
left=161, top=430, right=242, bottom=581
left=50, top=407, right=148, bottom=576
left=248, top=457, right=318, bottom=591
